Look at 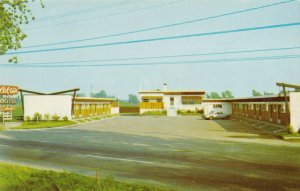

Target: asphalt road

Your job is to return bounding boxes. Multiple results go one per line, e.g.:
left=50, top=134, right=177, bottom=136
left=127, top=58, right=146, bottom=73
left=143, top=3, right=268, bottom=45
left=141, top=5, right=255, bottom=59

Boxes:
left=0, top=116, right=300, bottom=191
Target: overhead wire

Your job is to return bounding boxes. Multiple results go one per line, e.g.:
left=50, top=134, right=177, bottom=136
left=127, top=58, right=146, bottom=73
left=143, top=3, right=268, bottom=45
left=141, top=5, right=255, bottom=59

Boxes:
left=3, top=45, right=300, bottom=65
left=7, top=21, right=300, bottom=55
left=35, top=0, right=137, bottom=22
left=25, top=0, right=185, bottom=31
left=22, top=0, right=296, bottom=49
left=1, top=54, right=299, bottom=68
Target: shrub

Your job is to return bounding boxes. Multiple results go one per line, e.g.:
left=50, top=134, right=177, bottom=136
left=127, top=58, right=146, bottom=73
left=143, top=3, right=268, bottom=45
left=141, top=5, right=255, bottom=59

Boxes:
left=25, top=116, right=31, bottom=121
left=141, top=110, right=167, bottom=115
left=288, top=125, right=295, bottom=134
left=33, top=112, right=42, bottom=122
left=62, top=116, right=68, bottom=121
left=44, top=113, right=50, bottom=121
left=177, top=109, right=204, bottom=115
left=52, top=114, right=60, bottom=121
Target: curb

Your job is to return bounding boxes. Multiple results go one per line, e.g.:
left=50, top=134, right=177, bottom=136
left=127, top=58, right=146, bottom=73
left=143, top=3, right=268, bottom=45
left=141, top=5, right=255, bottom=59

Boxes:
left=5, top=115, right=119, bottom=131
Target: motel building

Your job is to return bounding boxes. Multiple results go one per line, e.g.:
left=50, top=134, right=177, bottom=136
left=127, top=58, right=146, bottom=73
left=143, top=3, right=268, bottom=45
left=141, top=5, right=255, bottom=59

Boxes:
left=0, top=86, right=119, bottom=122
left=139, top=84, right=300, bottom=133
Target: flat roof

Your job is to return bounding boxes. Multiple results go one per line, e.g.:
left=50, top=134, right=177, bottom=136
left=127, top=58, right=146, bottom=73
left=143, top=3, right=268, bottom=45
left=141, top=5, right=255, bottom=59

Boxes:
left=139, top=90, right=205, bottom=95
left=203, top=94, right=288, bottom=103
left=74, top=97, right=117, bottom=103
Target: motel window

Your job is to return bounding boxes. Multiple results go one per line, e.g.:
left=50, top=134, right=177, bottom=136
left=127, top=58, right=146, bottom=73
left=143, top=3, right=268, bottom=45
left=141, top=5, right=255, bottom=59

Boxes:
left=213, top=104, right=222, bottom=108
left=181, top=96, right=202, bottom=105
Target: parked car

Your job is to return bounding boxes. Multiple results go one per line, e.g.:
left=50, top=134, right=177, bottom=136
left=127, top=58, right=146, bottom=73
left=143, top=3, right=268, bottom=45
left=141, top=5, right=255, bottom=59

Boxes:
left=204, top=111, right=230, bottom=120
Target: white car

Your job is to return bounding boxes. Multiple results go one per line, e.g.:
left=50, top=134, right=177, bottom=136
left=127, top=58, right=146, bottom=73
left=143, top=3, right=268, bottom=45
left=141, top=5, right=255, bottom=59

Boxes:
left=204, top=111, right=230, bottom=120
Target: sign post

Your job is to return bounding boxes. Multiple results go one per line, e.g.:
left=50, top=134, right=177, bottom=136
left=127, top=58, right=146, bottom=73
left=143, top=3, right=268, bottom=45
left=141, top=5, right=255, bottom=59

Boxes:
left=0, top=85, right=19, bottom=123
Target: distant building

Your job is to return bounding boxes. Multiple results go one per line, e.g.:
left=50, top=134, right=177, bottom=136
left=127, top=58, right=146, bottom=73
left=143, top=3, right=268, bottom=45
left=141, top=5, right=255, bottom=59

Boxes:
left=139, top=84, right=300, bottom=132
left=139, top=83, right=205, bottom=114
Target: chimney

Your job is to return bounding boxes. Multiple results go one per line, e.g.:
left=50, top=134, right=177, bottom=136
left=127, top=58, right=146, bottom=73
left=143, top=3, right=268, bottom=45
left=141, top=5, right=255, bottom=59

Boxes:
left=163, top=83, right=167, bottom=91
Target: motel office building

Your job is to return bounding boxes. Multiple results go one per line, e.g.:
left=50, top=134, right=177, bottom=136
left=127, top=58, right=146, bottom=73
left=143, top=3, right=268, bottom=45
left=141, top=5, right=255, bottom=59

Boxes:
left=139, top=89, right=300, bottom=132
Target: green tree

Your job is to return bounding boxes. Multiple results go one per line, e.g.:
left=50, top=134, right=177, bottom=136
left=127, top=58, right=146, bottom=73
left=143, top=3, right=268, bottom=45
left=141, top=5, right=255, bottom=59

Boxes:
left=76, top=92, right=85, bottom=97
left=210, top=92, right=221, bottom=99
left=91, top=90, right=115, bottom=98
left=128, top=94, right=139, bottom=104
left=252, top=89, right=262, bottom=96
left=263, top=91, right=274, bottom=96
left=0, top=0, right=44, bottom=62
left=221, top=90, right=234, bottom=98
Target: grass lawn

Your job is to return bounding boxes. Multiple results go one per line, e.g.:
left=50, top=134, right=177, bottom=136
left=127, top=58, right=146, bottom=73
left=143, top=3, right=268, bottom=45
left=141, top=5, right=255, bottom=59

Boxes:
left=77, top=119, right=87, bottom=123
left=0, top=163, right=172, bottom=191
left=13, top=121, right=77, bottom=129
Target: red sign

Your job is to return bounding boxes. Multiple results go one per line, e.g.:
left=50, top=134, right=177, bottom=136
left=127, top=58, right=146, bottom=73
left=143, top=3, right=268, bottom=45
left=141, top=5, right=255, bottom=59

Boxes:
left=0, top=86, right=19, bottom=95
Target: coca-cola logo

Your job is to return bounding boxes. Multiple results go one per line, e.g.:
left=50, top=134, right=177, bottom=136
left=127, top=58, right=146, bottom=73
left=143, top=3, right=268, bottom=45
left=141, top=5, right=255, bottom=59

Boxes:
left=0, top=86, right=19, bottom=95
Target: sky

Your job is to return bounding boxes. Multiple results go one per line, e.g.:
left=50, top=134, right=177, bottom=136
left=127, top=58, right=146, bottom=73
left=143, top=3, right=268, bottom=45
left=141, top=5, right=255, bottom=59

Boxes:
left=0, top=0, right=300, bottom=99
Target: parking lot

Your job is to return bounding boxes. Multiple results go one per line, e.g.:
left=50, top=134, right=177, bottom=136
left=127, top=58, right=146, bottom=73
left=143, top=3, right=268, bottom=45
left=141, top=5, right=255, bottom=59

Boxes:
left=0, top=116, right=300, bottom=190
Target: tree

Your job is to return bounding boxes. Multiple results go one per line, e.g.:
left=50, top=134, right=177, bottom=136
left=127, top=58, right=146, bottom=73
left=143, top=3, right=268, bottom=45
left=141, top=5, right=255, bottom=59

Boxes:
left=76, top=92, right=85, bottom=97
left=263, top=91, right=274, bottom=96
left=91, top=90, right=115, bottom=98
left=128, top=94, right=139, bottom=104
left=205, top=93, right=211, bottom=99
left=0, top=0, right=44, bottom=62
left=221, top=90, right=234, bottom=98
left=252, top=89, right=262, bottom=97
left=210, top=92, right=221, bottom=99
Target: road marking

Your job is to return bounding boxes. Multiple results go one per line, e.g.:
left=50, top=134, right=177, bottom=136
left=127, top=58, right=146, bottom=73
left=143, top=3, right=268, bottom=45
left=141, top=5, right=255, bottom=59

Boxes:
left=0, top=144, right=9, bottom=147
left=82, top=154, right=154, bottom=164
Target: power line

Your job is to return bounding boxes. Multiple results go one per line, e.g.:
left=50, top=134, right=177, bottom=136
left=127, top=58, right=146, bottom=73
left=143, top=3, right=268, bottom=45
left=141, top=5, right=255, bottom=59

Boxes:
left=5, top=45, right=300, bottom=65
left=35, top=0, right=136, bottom=22
left=1, top=54, right=300, bottom=68
left=23, top=0, right=296, bottom=49
left=8, top=21, right=300, bottom=55
left=25, top=0, right=185, bottom=31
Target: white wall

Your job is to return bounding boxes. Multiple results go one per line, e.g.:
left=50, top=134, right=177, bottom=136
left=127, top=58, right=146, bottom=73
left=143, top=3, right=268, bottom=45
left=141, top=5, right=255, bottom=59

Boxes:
left=202, top=102, right=232, bottom=114
left=163, top=95, right=204, bottom=111
left=111, top=107, right=119, bottom=114
left=290, top=92, right=300, bottom=132
left=24, top=95, right=72, bottom=120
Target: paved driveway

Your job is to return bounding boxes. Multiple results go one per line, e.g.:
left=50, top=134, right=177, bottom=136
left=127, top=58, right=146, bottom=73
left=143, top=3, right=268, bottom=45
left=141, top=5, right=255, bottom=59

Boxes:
left=0, top=116, right=300, bottom=191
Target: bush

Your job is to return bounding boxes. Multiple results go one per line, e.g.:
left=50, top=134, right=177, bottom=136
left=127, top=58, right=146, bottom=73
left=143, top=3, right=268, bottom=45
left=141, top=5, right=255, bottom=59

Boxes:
left=25, top=116, right=31, bottom=121
left=141, top=110, right=167, bottom=115
left=32, top=112, right=42, bottom=122
left=62, top=116, right=68, bottom=121
left=44, top=113, right=50, bottom=121
left=288, top=125, right=295, bottom=134
left=52, top=114, right=60, bottom=121
left=177, top=109, right=204, bottom=115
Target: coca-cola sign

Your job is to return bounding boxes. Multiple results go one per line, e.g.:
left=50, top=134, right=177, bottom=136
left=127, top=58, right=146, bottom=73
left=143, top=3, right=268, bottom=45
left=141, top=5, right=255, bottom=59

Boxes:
left=0, top=86, right=19, bottom=95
